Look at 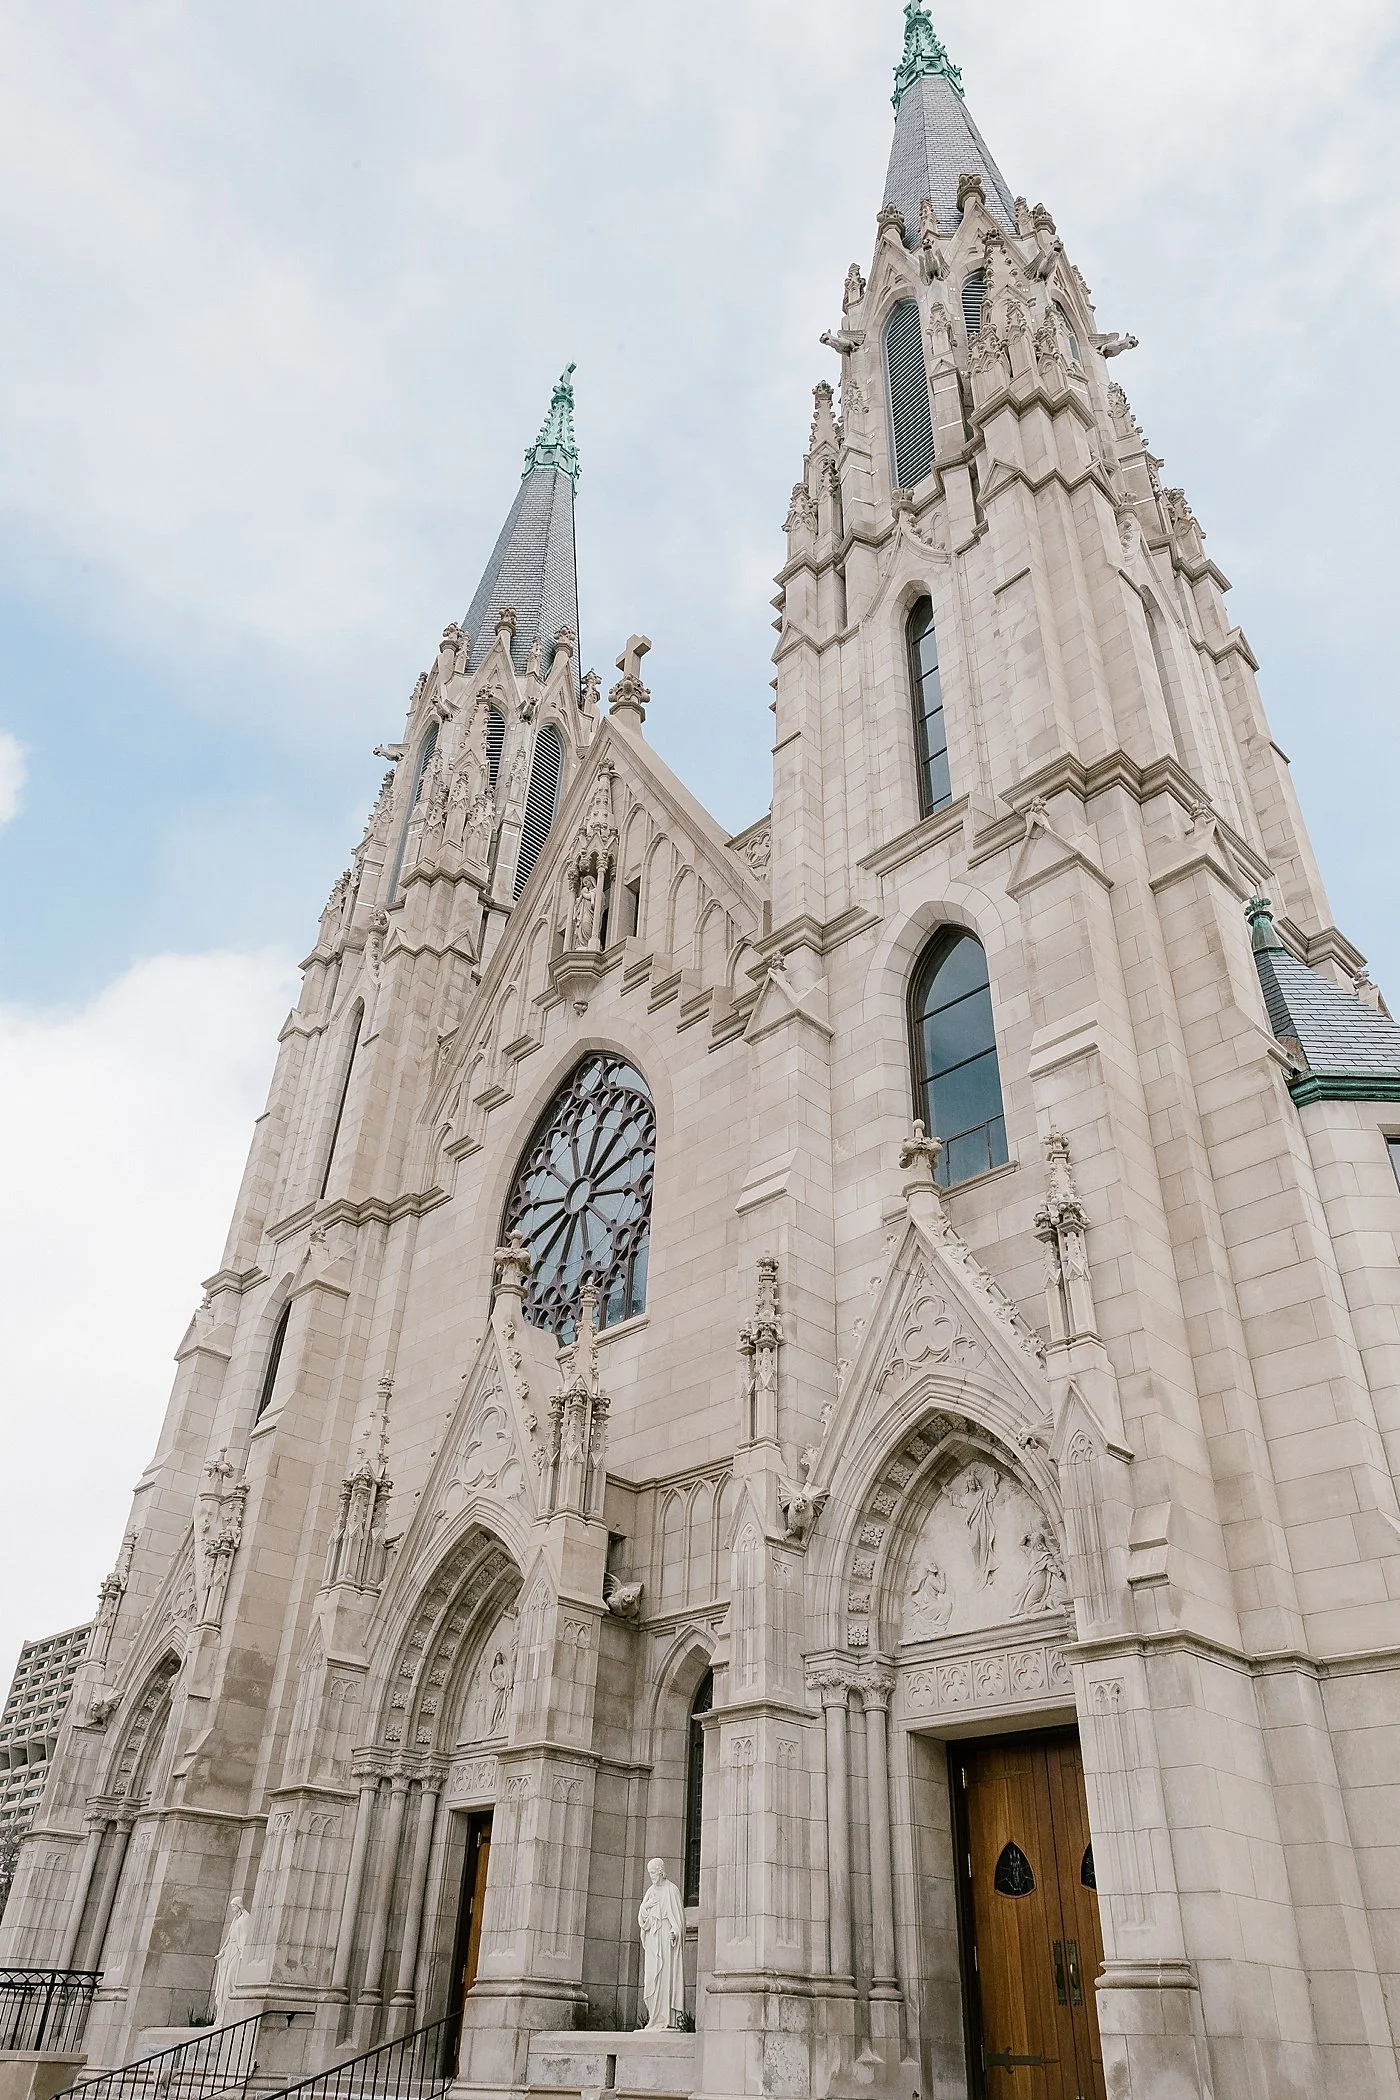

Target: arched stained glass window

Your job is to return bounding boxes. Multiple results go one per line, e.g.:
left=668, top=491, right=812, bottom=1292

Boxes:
left=486, top=706, right=505, bottom=791
left=907, top=598, right=950, bottom=814
left=910, top=930, right=1008, bottom=1187
left=387, top=721, right=439, bottom=903
left=961, top=268, right=986, bottom=339
left=514, top=723, right=563, bottom=897
left=256, top=1304, right=290, bottom=1422
left=683, top=1669, right=713, bottom=1906
left=885, top=299, right=936, bottom=490
left=501, top=1053, right=655, bottom=1341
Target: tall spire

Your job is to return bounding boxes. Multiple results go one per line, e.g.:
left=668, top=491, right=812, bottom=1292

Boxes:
left=883, top=5, right=1017, bottom=240
left=522, top=363, right=580, bottom=490
left=463, top=367, right=581, bottom=675
left=892, top=0, right=962, bottom=106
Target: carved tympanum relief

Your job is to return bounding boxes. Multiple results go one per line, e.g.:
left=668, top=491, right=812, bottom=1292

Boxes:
left=901, top=1462, right=1068, bottom=1643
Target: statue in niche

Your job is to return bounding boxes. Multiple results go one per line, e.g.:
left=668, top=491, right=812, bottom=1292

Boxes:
left=486, top=1647, right=514, bottom=1734
left=950, top=1464, right=1001, bottom=1584
left=905, top=1557, right=952, bottom=1637
left=211, top=1897, right=249, bottom=2025
left=637, top=1858, right=686, bottom=2030
left=1013, top=1518, right=1069, bottom=1617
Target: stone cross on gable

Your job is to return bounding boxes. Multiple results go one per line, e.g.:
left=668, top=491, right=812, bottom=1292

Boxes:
left=608, top=634, right=653, bottom=735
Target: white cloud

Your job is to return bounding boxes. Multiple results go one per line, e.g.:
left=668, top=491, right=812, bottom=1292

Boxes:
left=0, top=732, right=25, bottom=826
left=0, top=948, right=296, bottom=1678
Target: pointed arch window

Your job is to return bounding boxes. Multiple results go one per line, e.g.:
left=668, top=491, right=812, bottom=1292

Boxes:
left=256, top=1303, right=291, bottom=1421
left=910, top=929, right=1008, bottom=1186
left=961, top=268, right=986, bottom=339
left=1054, top=301, right=1083, bottom=370
left=387, top=721, right=439, bottom=903
left=319, top=1000, right=364, bottom=1198
left=885, top=299, right=935, bottom=490
left=907, top=598, right=951, bottom=814
left=486, top=706, right=505, bottom=791
left=514, top=723, right=563, bottom=897
left=683, top=1668, right=713, bottom=1906
left=500, top=1052, right=655, bottom=1341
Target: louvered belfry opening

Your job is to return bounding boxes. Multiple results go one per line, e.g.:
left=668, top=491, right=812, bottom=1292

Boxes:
left=885, top=298, right=936, bottom=490
left=486, top=706, right=505, bottom=790
left=514, top=722, right=563, bottom=896
left=961, top=267, right=986, bottom=339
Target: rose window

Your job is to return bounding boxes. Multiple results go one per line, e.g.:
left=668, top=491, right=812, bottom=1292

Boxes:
left=501, top=1054, right=655, bottom=1341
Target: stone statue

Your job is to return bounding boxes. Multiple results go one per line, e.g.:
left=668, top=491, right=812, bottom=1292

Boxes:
left=637, top=1857, right=685, bottom=2031
left=211, top=1896, right=249, bottom=2025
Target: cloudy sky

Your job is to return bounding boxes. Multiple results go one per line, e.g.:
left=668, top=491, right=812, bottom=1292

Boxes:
left=1, top=0, right=1397, bottom=1677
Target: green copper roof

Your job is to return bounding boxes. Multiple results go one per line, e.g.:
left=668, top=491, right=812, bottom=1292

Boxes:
left=893, top=1, right=963, bottom=107
left=522, top=364, right=580, bottom=490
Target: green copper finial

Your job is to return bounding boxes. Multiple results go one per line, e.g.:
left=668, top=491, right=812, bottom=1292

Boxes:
left=523, top=364, right=580, bottom=489
left=1246, top=896, right=1285, bottom=955
left=893, top=0, right=963, bottom=107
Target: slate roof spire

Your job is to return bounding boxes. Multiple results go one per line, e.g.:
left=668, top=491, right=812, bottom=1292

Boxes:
left=1247, top=897, right=1400, bottom=1106
left=883, top=3, right=1017, bottom=240
left=463, top=367, right=581, bottom=675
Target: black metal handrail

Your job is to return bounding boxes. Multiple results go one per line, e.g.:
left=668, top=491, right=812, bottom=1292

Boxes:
left=259, top=2017, right=454, bottom=2100
left=0, top=1968, right=103, bottom=2054
left=58, top=2012, right=262, bottom=2100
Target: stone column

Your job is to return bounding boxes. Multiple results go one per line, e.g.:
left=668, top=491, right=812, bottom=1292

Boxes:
left=359, top=1775, right=411, bottom=2007
left=330, top=1777, right=379, bottom=1998
left=83, top=1816, right=133, bottom=1969
left=861, top=1673, right=898, bottom=1993
left=59, top=1820, right=108, bottom=1969
left=390, top=1780, right=441, bottom=2029
left=815, top=1673, right=852, bottom=1979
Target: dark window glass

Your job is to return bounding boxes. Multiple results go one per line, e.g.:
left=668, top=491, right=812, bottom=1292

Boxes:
left=885, top=300, right=935, bottom=489
left=1081, top=1844, right=1096, bottom=1891
left=961, top=269, right=986, bottom=339
left=501, top=1053, right=655, bottom=1341
left=907, top=598, right=951, bottom=815
left=514, top=724, right=563, bottom=896
left=387, top=721, right=439, bottom=903
left=486, top=707, right=505, bottom=790
left=319, top=1002, right=363, bottom=1199
left=683, top=1670, right=713, bottom=1906
left=1387, top=1136, right=1400, bottom=1193
left=994, top=1841, right=1035, bottom=1897
left=910, top=931, right=1008, bottom=1187
left=256, top=1304, right=290, bottom=1421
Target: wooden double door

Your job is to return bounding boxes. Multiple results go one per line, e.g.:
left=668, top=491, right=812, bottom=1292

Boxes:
left=955, top=1731, right=1105, bottom=2100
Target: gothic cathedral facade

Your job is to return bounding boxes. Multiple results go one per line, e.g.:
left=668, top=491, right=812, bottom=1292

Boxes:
left=7, top=11, right=1400, bottom=2099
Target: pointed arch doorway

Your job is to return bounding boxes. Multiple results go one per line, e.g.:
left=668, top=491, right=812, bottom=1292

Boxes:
left=952, top=1729, right=1104, bottom=2099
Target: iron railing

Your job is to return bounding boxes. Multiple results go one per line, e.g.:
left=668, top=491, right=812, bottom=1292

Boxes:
left=0, top=1968, right=102, bottom=2053
left=58, top=2012, right=262, bottom=2100
left=259, top=2017, right=455, bottom=2100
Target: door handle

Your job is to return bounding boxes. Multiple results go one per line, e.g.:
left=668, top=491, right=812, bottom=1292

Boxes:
left=1052, top=1940, right=1067, bottom=2005
left=1066, top=1938, right=1083, bottom=2006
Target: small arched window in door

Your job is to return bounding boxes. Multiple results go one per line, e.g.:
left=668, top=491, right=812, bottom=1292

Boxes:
left=909, top=929, right=1009, bottom=1187
left=684, top=1670, right=713, bottom=1905
left=994, top=1841, right=1036, bottom=1897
